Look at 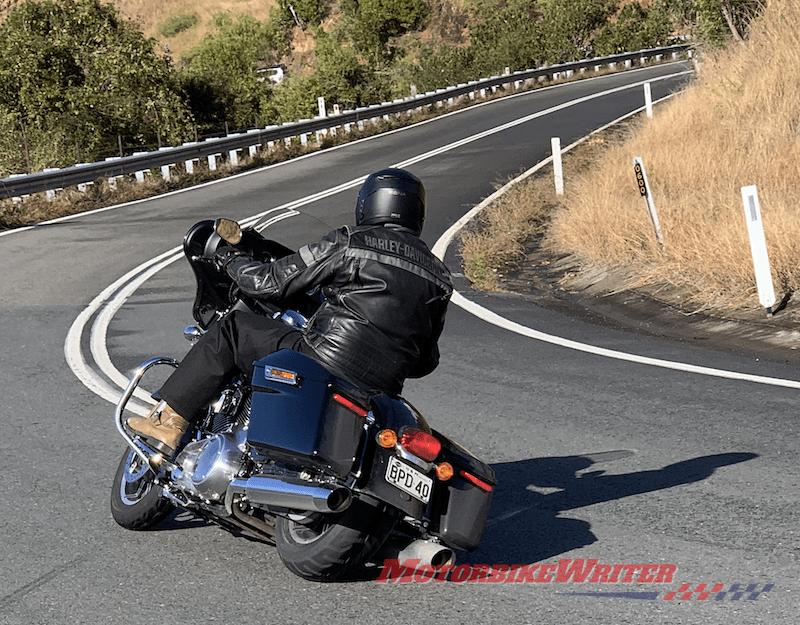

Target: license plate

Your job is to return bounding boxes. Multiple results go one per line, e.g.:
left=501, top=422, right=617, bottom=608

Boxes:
left=385, top=456, right=433, bottom=503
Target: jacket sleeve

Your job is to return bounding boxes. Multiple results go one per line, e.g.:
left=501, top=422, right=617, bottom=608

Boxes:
left=406, top=297, right=449, bottom=378
left=229, top=227, right=350, bottom=301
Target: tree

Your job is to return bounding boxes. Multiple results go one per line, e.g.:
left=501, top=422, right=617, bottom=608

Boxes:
left=0, top=0, right=193, bottom=173
left=313, top=28, right=383, bottom=109
left=656, top=0, right=765, bottom=46
left=468, top=0, right=544, bottom=75
left=535, top=0, right=619, bottom=63
left=276, top=0, right=331, bottom=28
left=340, top=0, right=429, bottom=66
left=594, top=2, right=674, bottom=56
left=183, top=14, right=288, bottom=130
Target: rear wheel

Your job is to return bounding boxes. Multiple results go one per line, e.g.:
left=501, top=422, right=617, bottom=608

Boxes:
left=110, top=448, right=173, bottom=530
left=275, top=496, right=399, bottom=581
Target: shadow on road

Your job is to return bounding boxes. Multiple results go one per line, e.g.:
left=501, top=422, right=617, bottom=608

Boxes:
left=469, top=451, right=758, bottom=564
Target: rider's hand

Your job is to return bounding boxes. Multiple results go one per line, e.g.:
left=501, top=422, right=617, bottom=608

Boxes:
left=213, top=246, right=252, bottom=279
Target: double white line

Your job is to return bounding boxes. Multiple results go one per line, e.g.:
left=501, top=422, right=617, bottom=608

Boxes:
left=68, top=66, right=782, bottom=413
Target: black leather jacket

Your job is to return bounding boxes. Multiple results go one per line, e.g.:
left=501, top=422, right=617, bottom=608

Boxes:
left=228, top=224, right=453, bottom=396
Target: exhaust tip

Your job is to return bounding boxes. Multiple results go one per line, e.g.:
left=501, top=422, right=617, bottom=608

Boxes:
left=386, top=538, right=456, bottom=567
left=327, top=487, right=352, bottom=513
left=430, top=547, right=456, bottom=567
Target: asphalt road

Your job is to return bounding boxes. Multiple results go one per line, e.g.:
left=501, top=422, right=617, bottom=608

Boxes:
left=3, top=61, right=797, bottom=624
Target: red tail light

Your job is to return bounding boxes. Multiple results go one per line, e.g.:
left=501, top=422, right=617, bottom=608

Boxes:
left=459, top=469, right=494, bottom=492
left=399, top=428, right=441, bottom=462
left=332, top=393, right=369, bottom=417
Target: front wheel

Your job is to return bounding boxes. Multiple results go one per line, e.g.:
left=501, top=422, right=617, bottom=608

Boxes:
left=110, top=448, right=173, bottom=530
left=275, top=496, right=399, bottom=581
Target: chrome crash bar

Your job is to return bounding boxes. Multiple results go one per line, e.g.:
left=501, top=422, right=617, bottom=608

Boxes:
left=114, top=356, right=180, bottom=467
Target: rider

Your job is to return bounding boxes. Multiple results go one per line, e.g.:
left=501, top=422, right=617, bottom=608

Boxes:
left=126, top=168, right=453, bottom=456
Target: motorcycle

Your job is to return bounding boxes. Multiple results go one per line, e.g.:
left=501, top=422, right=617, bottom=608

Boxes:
left=110, top=218, right=496, bottom=581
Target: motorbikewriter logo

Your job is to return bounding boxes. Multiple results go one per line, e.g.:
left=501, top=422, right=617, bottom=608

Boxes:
left=376, top=559, right=774, bottom=601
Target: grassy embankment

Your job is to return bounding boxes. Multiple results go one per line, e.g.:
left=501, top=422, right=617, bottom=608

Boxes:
left=461, top=1, right=800, bottom=320
left=111, top=0, right=277, bottom=61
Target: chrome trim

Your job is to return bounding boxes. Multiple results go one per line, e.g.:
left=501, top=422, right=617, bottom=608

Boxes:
left=394, top=446, right=433, bottom=472
left=224, top=475, right=352, bottom=515
left=114, top=357, right=180, bottom=467
left=278, top=309, right=309, bottom=330
left=184, top=325, right=205, bottom=343
left=385, top=538, right=456, bottom=568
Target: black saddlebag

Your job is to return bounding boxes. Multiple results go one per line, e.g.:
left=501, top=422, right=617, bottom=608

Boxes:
left=248, top=350, right=367, bottom=479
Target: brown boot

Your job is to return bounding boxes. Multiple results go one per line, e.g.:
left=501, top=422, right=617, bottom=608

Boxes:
left=127, top=401, right=190, bottom=456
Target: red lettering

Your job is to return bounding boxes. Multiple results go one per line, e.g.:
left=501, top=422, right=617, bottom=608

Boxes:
left=509, top=564, right=540, bottom=583
left=468, top=564, right=492, bottom=583
left=636, top=564, right=659, bottom=583
left=413, top=565, right=436, bottom=583
left=535, top=564, right=557, bottom=583
left=484, top=565, right=510, bottom=583
left=654, top=564, right=677, bottom=583
left=608, top=564, right=625, bottom=583
left=376, top=559, right=421, bottom=583
left=588, top=564, right=611, bottom=583
left=619, top=565, right=643, bottom=583
left=432, top=564, right=455, bottom=583
left=555, top=559, right=598, bottom=583
left=451, top=564, right=473, bottom=584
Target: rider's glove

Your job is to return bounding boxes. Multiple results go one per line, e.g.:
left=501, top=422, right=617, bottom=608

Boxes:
left=213, top=246, right=253, bottom=280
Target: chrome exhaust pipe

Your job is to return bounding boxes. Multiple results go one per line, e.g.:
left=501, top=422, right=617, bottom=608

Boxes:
left=225, top=476, right=352, bottom=515
left=386, top=538, right=456, bottom=567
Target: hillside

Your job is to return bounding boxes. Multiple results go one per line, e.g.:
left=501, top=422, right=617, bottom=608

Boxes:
left=460, top=0, right=793, bottom=320
left=108, top=0, right=278, bottom=61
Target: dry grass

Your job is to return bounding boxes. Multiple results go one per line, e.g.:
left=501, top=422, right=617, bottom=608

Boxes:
left=459, top=174, right=555, bottom=291
left=109, top=0, right=278, bottom=61
left=496, top=1, right=800, bottom=317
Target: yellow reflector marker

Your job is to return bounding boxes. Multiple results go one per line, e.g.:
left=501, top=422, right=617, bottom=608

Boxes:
left=436, top=462, right=454, bottom=481
left=377, top=429, right=398, bottom=448
left=264, top=367, right=298, bottom=385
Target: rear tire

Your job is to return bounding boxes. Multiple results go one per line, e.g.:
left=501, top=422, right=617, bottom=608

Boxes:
left=275, top=496, right=399, bottom=581
left=110, top=448, right=173, bottom=530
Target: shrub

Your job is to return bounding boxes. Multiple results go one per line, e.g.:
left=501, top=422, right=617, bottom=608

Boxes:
left=159, top=14, right=199, bottom=38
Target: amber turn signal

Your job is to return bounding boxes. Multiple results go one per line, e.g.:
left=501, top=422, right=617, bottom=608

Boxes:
left=377, top=429, right=398, bottom=448
left=436, top=462, right=454, bottom=481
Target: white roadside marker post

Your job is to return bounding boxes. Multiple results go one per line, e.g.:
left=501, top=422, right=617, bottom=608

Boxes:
left=551, top=137, right=564, bottom=196
left=644, top=83, right=653, bottom=119
left=317, top=97, right=328, bottom=138
left=741, top=185, right=777, bottom=316
left=633, top=157, right=663, bottom=245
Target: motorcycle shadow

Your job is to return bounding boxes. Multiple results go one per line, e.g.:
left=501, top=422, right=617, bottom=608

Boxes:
left=466, top=451, right=758, bottom=565
left=155, top=509, right=212, bottom=532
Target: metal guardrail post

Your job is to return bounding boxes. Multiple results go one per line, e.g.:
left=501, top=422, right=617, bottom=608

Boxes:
left=0, top=45, right=690, bottom=200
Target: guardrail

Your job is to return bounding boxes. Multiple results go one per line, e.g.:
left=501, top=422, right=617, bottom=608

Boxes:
left=0, top=45, right=690, bottom=200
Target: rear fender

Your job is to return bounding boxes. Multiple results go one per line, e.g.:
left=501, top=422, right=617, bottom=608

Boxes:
left=427, top=431, right=496, bottom=552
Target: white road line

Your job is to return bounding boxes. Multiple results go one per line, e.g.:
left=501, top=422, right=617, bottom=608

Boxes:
left=430, top=109, right=800, bottom=390
left=65, top=68, right=788, bottom=407
left=450, top=291, right=800, bottom=389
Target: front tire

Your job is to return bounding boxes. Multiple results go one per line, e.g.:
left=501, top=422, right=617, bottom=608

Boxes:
left=275, top=496, right=399, bottom=581
left=110, top=448, right=173, bottom=530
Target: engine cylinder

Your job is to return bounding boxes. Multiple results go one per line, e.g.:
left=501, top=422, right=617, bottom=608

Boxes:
left=175, top=433, right=246, bottom=501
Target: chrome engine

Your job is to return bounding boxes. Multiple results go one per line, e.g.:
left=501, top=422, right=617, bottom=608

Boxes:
left=173, top=428, right=249, bottom=502
left=168, top=386, right=353, bottom=515
left=171, top=383, right=250, bottom=502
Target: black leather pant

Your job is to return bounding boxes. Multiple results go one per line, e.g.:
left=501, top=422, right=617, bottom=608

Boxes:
left=157, top=309, right=306, bottom=421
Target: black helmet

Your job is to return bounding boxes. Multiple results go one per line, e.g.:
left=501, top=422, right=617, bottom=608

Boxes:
left=355, top=168, right=426, bottom=235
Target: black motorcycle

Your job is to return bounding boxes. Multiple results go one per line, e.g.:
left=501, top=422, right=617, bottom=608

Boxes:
left=110, top=218, right=496, bottom=581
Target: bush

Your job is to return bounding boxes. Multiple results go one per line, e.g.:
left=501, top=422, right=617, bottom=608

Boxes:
left=159, top=14, right=199, bottom=38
